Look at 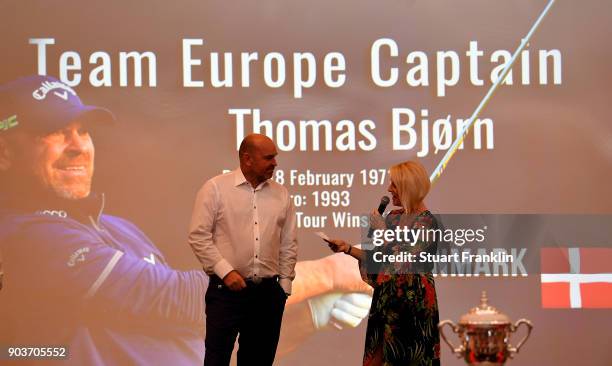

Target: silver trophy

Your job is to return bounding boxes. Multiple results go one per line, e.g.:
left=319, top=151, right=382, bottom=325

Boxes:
left=438, top=291, right=533, bottom=365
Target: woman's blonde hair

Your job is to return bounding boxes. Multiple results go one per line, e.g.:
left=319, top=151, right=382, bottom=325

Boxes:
left=389, top=160, right=430, bottom=214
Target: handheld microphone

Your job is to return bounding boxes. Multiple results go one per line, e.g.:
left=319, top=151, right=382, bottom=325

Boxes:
left=367, top=196, right=390, bottom=238
left=377, top=196, right=390, bottom=215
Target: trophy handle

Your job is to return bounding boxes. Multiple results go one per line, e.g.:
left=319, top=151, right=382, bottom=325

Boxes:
left=438, top=320, right=463, bottom=357
left=508, top=318, right=533, bottom=356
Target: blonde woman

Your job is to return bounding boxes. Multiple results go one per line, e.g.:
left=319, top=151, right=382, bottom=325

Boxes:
left=327, top=161, right=440, bottom=366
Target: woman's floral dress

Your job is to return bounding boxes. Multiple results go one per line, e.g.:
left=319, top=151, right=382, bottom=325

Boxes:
left=359, top=210, right=440, bottom=366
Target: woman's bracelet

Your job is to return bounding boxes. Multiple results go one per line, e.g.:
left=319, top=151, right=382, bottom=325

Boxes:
left=346, top=245, right=352, bottom=255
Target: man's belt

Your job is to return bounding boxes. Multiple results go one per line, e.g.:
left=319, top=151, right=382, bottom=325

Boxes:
left=209, top=274, right=279, bottom=288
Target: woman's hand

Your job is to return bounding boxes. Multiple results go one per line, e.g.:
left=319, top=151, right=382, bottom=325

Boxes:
left=369, top=209, right=386, bottom=231
left=326, top=239, right=351, bottom=254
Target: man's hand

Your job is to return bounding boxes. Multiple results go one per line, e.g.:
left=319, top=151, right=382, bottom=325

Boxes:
left=288, top=253, right=372, bottom=305
left=325, top=253, right=373, bottom=294
left=223, top=270, right=247, bottom=291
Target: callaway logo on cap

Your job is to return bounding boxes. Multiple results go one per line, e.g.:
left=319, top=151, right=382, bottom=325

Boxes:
left=0, top=75, right=115, bottom=134
left=32, top=80, right=78, bottom=101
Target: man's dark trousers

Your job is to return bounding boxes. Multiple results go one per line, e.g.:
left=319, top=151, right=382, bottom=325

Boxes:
left=204, top=276, right=287, bottom=366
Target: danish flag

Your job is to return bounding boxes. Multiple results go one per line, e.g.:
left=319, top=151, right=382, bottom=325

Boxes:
left=541, top=247, right=612, bottom=308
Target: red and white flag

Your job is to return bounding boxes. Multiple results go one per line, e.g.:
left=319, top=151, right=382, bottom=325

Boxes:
left=541, top=247, right=612, bottom=308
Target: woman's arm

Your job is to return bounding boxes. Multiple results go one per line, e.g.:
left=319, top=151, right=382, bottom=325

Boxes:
left=326, top=239, right=365, bottom=262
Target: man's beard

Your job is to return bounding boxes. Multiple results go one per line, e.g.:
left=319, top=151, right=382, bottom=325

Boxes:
left=5, top=168, right=92, bottom=201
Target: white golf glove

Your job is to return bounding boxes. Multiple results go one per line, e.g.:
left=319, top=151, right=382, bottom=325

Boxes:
left=331, top=293, right=372, bottom=328
left=308, top=292, right=372, bottom=330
